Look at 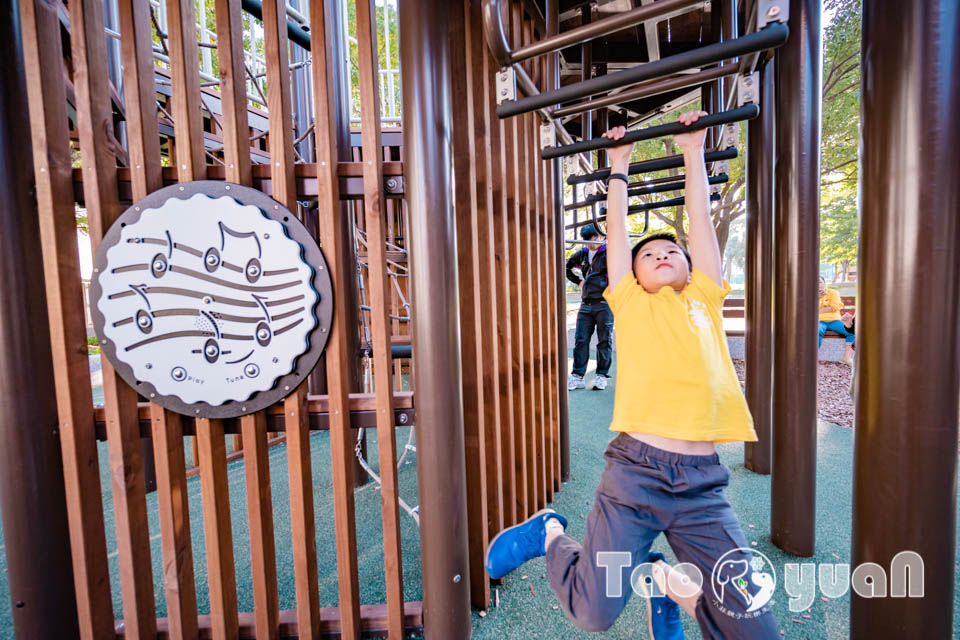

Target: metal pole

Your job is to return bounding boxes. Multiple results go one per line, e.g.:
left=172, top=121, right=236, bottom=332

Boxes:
left=497, top=23, right=789, bottom=118
left=771, top=0, right=820, bottom=557
left=542, top=104, right=759, bottom=160
left=580, top=5, right=592, bottom=143
left=569, top=173, right=729, bottom=209
left=569, top=146, right=738, bottom=184
left=546, top=0, right=570, bottom=483
left=851, top=1, right=960, bottom=637
left=554, top=63, right=738, bottom=119
left=0, top=2, right=79, bottom=635
left=565, top=193, right=722, bottom=230
left=399, top=0, right=471, bottom=636
left=509, top=0, right=702, bottom=64
left=743, top=59, right=774, bottom=474
left=701, top=82, right=716, bottom=149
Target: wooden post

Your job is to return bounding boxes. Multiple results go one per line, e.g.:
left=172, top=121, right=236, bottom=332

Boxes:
left=0, top=5, right=80, bottom=636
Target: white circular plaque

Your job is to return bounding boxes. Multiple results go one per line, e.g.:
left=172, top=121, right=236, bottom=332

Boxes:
left=90, top=182, right=333, bottom=418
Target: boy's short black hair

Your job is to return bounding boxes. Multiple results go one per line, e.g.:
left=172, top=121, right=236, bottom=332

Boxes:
left=580, top=224, right=599, bottom=240
left=631, top=231, right=692, bottom=268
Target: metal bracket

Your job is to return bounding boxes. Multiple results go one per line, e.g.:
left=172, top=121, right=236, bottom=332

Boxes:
left=565, top=155, right=578, bottom=177
left=722, top=123, right=739, bottom=149
left=539, top=122, right=556, bottom=150
left=738, top=72, right=760, bottom=106
left=584, top=181, right=597, bottom=197
left=756, top=0, right=789, bottom=28
left=712, top=161, right=730, bottom=181
left=496, top=67, right=517, bottom=105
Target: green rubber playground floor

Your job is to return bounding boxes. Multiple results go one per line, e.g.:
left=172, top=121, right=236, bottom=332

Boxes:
left=1, top=352, right=958, bottom=639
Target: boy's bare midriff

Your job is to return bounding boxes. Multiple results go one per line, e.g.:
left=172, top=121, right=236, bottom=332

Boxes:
left=626, top=432, right=717, bottom=456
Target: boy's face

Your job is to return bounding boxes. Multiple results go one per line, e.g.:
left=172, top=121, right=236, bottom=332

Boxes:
left=633, top=239, right=690, bottom=293
left=818, top=276, right=826, bottom=294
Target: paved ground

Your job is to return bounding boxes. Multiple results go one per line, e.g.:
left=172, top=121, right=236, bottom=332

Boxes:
left=1, top=342, right=957, bottom=638
left=470, top=354, right=960, bottom=639
left=0, top=425, right=423, bottom=638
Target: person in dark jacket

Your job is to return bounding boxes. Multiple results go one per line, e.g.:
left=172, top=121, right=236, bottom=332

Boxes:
left=566, top=223, right=613, bottom=390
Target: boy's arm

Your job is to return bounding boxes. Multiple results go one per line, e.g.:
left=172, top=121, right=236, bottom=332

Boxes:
left=600, top=127, right=634, bottom=286
left=565, top=251, right=583, bottom=285
left=674, top=111, right=724, bottom=286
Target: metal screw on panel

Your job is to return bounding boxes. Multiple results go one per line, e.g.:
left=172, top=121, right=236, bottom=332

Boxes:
left=767, top=5, right=780, bottom=17
left=453, top=575, right=461, bottom=583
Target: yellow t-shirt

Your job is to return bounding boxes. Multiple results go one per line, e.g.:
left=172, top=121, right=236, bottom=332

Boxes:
left=819, top=288, right=843, bottom=322
left=603, top=269, right=757, bottom=443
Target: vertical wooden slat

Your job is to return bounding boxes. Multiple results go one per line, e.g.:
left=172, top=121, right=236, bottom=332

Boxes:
left=240, top=412, right=279, bottom=640
left=213, top=0, right=253, bottom=187
left=284, top=385, right=321, bottom=638
left=513, top=6, right=536, bottom=520
left=196, top=419, right=239, bottom=640
left=519, top=103, right=536, bottom=517
left=19, top=1, right=114, bottom=637
left=118, top=1, right=200, bottom=635
left=468, top=0, right=504, bottom=544
left=541, top=51, right=557, bottom=502
left=68, top=0, right=158, bottom=636
left=117, top=0, right=162, bottom=197
left=354, top=0, right=406, bottom=634
left=214, top=0, right=279, bottom=634
left=550, top=163, right=567, bottom=491
left=167, top=1, right=238, bottom=632
left=528, top=40, right=546, bottom=511
left=261, top=0, right=297, bottom=205
left=451, top=0, right=491, bottom=610
left=309, top=2, right=363, bottom=637
left=486, top=34, right=517, bottom=529
left=523, top=16, right=545, bottom=513
left=262, top=0, right=322, bottom=634
left=505, top=4, right=528, bottom=522
left=164, top=0, right=205, bottom=181
left=149, top=405, right=198, bottom=640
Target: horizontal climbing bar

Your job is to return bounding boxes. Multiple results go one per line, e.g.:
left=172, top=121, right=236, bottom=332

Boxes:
left=553, top=63, right=740, bottom=119
left=497, top=23, right=788, bottom=119
left=566, top=173, right=729, bottom=210
left=483, top=0, right=704, bottom=66
left=565, top=193, right=722, bottom=231
left=241, top=0, right=312, bottom=50
left=568, top=147, right=738, bottom=185
left=543, top=105, right=759, bottom=160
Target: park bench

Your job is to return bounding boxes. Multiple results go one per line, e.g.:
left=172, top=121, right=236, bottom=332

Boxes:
left=722, top=295, right=856, bottom=337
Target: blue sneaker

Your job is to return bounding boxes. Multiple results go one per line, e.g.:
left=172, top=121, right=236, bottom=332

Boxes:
left=485, top=509, right=568, bottom=579
left=641, top=552, right=684, bottom=640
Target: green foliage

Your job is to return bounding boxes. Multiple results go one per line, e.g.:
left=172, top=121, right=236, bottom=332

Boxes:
left=346, top=1, right=402, bottom=122
left=87, top=335, right=100, bottom=355
left=618, top=102, right=746, bottom=259
left=820, top=0, right=861, bottom=270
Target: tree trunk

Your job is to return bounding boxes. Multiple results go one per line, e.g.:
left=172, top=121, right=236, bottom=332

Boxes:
left=714, top=213, right=732, bottom=257
left=841, top=259, right=849, bottom=281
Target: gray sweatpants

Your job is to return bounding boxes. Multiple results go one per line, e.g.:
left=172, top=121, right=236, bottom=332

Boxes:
left=546, top=434, right=780, bottom=639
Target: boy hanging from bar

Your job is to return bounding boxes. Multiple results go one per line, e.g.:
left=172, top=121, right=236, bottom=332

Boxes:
left=486, top=112, right=780, bottom=639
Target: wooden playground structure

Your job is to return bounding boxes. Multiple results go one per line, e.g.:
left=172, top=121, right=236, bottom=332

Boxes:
left=0, top=0, right=957, bottom=639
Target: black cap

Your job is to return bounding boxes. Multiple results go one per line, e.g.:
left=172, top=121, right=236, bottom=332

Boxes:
left=580, top=224, right=599, bottom=240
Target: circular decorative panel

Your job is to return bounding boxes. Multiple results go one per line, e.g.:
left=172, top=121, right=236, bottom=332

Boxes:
left=90, top=181, right=333, bottom=418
